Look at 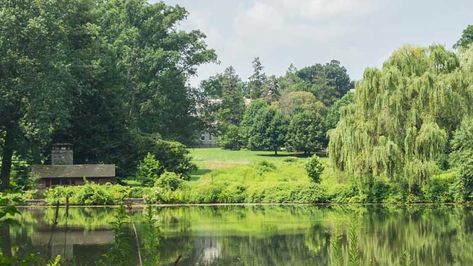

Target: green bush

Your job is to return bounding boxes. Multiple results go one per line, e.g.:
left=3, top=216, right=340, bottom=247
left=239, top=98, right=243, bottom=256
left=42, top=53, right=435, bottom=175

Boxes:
left=422, top=172, right=457, bottom=203
left=136, top=153, right=161, bottom=186
left=306, top=155, right=324, bottom=183
left=44, top=183, right=130, bottom=205
left=254, top=160, right=276, bottom=174
left=155, top=171, right=184, bottom=191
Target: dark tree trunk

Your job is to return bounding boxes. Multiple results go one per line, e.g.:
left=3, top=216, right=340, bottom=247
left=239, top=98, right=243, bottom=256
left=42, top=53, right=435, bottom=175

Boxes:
left=274, top=149, right=278, bottom=156
left=1, top=126, right=15, bottom=191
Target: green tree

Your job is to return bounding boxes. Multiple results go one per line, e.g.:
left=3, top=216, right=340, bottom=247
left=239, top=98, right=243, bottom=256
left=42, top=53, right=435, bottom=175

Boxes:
left=240, top=99, right=268, bottom=147
left=218, top=66, right=246, bottom=126
left=325, top=92, right=354, bottom=129
left=306, top=155, right=324, bottom=183
left=277, top=91, right=324, bottom=116
left=97, top=0, right=216, bottom=144
left=287, top=108, right=326, bottom=155
left=279, top=64, right=309, bottom=92
left=262, top=75, right=281, bottom=103
left=450, top=117, right=473, bottom=201
left=0, top=0, right=92, bottom=190
left=329, top=45, right=473, bottom=194
left=248, top=106, right=288, bottom=155
left=248, top=57, right=266, bottom=99
left=296, top=60, right=353, bottom=106
left=136, top=153, right=161, bottom=186
left=454, top=25, right=473, bottom=49
left=218, top=124, right=242, bottom=150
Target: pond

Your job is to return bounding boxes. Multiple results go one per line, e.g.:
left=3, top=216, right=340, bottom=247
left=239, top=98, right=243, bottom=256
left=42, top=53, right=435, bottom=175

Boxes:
left=0, top=205, right=472, bottom=265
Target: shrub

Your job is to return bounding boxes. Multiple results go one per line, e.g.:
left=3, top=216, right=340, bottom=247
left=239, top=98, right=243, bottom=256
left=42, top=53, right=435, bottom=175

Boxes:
left=306, top=155, right=324, bottom=183
left=136, top=153, right=161, bottom=186
left=44, top=183, right=130, bottom=205
left=155, top=171, right=184, bottom=191
left=254, top=160, right=276, bottom=174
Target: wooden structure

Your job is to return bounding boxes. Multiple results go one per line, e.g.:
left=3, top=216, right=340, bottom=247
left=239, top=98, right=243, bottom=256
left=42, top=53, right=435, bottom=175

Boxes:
left=32, top=143, right=115, bottom=189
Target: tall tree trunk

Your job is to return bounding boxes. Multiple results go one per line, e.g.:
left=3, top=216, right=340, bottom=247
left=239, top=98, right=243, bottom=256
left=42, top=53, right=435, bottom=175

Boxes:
left=0, top=126, right=16, bottom=191
left=274, top=149, right=278, bottom=156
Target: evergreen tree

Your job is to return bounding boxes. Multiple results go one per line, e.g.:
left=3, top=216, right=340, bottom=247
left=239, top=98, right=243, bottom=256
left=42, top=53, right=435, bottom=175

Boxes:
left=216, top=66, right=246, bottom=129
left=248, top=57, right=266, bottom=99
left=262, top=75, right=281, bottom=103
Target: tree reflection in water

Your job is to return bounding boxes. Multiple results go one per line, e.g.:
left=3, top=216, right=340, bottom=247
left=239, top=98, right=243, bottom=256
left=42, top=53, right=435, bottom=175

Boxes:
left=0, top=205, right=473, bottom=265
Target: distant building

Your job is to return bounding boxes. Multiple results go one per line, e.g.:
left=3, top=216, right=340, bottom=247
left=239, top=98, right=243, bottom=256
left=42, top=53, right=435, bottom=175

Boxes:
left=196, top=131, right=218, bottom=147
left=32, top=143, right=115, bottom=189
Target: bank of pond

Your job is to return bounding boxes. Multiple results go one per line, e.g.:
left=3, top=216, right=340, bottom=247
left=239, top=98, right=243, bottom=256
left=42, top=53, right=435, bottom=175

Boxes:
left=0, top=205, right=472, bottom=265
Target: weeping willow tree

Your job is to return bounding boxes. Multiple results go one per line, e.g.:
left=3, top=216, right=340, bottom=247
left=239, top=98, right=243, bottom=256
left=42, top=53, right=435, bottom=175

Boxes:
left=329, top=45, right=473, bottom=192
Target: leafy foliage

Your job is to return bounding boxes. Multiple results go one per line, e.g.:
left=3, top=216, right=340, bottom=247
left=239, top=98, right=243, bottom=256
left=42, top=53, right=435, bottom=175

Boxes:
left=154, top=171, right=184, bottom=191
left=306, top=155, right=325, bottom=183
left=329, top=45, right=473, bottom=193
left=287, top=108, right=326, bottom=154
left=450, top=117, right=473, bottom=201
left=246, top=106, right=289, bottom=154
left=0, top=0, right=215, bottom=187
left=44, top=183, right=130, bottom=205
left=454, top=25, right=473, bottom=49
left=136, top=153, right=161, bottom=186
left=218, top=124, right=242, bottom=150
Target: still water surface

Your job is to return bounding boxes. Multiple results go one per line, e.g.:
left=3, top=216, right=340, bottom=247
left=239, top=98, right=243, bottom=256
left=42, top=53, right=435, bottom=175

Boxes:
left=1, top=205, right=472, bottom=265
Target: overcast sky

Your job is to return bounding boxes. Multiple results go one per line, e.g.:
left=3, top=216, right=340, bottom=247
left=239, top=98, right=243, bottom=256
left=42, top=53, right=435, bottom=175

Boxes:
left=156, top=0, right=473, bottom=86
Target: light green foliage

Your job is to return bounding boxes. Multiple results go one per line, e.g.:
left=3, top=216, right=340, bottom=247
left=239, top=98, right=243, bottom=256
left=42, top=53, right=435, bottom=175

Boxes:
left=287, top=108, right=326, bottom=154
left=155, top=171, right=184, bottom=191
left=450, top=117, right=473, bottom=201
left=277, top=91, right=324, bottom=116
left=329, top=45, right=473, bottom=193
left=142, top=148, right=329, bottom=204
left=0, top=193, right=21, bottom=220
left=44, top=183, right=130, bottom=205
left=136, top=153, right=161, bottom=186
left=47, top=256, right=61, bottom=266
left=306, top=155, right=325, bottom=183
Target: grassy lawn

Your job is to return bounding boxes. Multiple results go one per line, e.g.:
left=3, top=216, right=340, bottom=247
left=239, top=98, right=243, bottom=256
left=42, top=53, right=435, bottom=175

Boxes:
left=190, top=148, right=306, bottom=167
left=187, top=148, right=346, bottom=201
left=189, top=148, right=310, bottom=179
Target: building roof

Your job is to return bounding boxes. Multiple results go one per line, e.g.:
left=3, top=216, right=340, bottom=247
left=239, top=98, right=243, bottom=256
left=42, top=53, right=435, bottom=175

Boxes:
left=32, top=164, right=115, bottom=179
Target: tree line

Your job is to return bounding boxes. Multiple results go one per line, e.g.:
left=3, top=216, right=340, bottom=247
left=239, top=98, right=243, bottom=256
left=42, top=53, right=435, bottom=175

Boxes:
left=198, top=58, right=354, bottom=155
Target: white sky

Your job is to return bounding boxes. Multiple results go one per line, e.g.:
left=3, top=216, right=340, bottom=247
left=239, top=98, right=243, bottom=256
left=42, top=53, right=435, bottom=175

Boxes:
left=154, top=0, right=473, bottom=86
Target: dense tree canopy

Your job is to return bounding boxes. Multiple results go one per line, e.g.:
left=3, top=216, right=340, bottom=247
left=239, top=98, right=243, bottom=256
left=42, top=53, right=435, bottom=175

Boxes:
left=287, top=108, right=326, bottom=155
left=295, top=60, right=353, bottom=105
left=0, top=0, right=215, bottom=188
left=329, top=45, right=473, bottom=192
left=246, top=105, right=288, bottom=154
